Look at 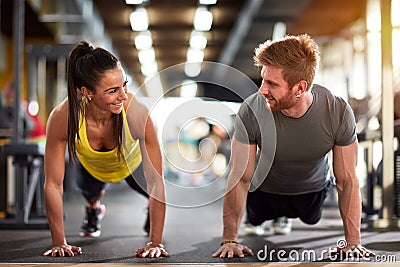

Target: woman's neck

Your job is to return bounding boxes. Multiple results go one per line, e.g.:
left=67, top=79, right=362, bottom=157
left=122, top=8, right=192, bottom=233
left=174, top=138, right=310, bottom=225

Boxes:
left=85, top=102, right=113, bottom=125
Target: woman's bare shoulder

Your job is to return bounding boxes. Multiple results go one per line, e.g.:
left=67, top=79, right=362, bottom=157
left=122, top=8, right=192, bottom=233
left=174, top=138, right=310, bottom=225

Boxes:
left=46, top=98, right=69, bottom=140
left=48, top=98, right=68, bottom=121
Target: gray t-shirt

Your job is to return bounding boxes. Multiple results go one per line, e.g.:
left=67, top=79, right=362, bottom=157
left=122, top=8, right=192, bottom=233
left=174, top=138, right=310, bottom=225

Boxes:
left=234, top=84, right=357, bottom=195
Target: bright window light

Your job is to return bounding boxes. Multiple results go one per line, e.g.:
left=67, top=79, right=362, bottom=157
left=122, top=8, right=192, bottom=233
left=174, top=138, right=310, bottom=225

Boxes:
left=199, top=0, right=217, bottom=4
left=366, top=0, right=381, bottom=32
left=130, top=8, right=149, bottom=31
left=138, top=47, right=155, bottom=64
left=135, top=31, right=152, bottom=50
left=393, top=29, right=400, bottom=71
left=125, top=0, right=144, bottom=4
left=185, top=62, right=202, bottom=77
left=180, top=80, right=198, bottom=97
left=392, top=0, right=400, bottom=27
left=187, top=47, right=204, bottom=62
left=194, top=7, right=213, bottom=31
left=141, top=61, right=158, bottom=77
left=190, top=30, right=207, bottom=49
left=367, top=32, right=381, bottom=95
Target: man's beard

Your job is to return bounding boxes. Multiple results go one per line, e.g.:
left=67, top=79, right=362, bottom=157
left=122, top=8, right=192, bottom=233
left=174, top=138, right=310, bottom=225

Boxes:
left=265, top=91, right=297, bottom=111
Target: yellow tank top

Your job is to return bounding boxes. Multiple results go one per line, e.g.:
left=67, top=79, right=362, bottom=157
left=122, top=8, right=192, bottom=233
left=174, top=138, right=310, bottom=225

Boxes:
left=76, top=107, right=142, bottom=183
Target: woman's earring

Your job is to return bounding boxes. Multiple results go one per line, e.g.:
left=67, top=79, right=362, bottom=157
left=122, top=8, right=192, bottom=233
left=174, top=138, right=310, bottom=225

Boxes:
left=296, top=94, right=301, bottom=98
left=88, top=97, right=92, bottom=101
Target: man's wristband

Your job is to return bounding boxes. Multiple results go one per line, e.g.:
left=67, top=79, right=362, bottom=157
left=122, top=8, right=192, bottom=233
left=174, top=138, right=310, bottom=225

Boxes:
left=220, top=240, right=238, bottom=246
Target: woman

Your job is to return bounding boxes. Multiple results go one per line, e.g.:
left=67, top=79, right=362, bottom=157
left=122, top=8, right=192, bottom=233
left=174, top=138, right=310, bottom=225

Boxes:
left=42, top=40, right=169, bottom=258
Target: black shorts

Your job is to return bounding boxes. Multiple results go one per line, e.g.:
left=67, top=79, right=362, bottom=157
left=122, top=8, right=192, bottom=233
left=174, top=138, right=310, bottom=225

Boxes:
left=246, top=181, right=331, bottom=226
left=74, top=161, right=148, bottom=200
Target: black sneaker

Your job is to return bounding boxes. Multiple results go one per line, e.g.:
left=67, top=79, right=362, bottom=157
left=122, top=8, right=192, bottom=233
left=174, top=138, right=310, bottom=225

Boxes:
left=80, top=204, right=106, bottom=237
left=143, top=208, right=150, bottom=235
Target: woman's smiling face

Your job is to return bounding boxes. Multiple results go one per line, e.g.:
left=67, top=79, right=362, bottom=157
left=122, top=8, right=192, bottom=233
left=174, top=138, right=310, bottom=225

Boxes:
left=91, top=63, right=128, bottom=114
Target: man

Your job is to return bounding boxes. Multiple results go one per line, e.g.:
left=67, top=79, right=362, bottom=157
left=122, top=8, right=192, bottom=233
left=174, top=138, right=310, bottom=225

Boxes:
left=212, top=34, right=374, bottom=259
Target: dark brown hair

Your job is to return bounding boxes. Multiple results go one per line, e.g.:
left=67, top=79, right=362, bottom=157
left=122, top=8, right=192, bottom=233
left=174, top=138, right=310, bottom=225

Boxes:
left=254, top=34, right=320, bottom=90
left=66, top=40, right=123, bottom=163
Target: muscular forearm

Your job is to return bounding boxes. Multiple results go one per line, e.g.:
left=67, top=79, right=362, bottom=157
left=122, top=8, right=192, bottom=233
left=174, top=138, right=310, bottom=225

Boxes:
left=336, top=178, right=362, bottom=245
left=148, top=196, right=166, bottom=244
left=222, top=180, right=249, bottom=241
left=145, top=171, right=166, bottom=245
left=44, top=185, right=67, bottom=246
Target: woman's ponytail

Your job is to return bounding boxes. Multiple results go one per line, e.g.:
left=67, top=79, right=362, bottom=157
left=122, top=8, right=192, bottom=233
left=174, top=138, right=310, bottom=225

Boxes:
left=66, top=41, right=94, bottom=163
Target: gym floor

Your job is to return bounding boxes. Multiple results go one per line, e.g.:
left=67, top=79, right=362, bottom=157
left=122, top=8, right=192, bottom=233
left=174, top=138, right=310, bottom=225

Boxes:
left=0, top=180, right=400, bottom=266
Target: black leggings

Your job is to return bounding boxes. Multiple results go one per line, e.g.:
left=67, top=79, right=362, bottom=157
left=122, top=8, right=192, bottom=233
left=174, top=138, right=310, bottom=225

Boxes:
left=74, top=161, right=148, bottom=200
left=246, top=181, right=331, bottom=226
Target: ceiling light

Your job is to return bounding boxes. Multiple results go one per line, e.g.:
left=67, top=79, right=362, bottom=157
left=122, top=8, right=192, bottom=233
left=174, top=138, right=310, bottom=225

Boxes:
left=272, top=22, right=286, bottom=40
left=141, top=61, right=158, bottom=77
left=130, top=8, right=149, bottom=31
left=194, top=7, right=213, bottom=31
left=135, top=31, right=153, bottom=50
left=187, top=47, right=204, bottom=62
left=185, top=62, right=202, bottom=77
left=199, top=0, right=217, bottom=4
left=138, top=47, right=155, bottom=64
left=180, top=80, right=198, bottom=97
left=190, top=30, right=207, bottom=49
left=125, top=0, right=144, bottom=4
left=28, top=101, right=39, bottom=116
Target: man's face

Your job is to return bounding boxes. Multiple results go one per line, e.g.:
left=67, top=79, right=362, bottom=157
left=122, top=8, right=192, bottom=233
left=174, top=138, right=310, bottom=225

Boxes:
left=258, top=66, right=298, bottom=111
